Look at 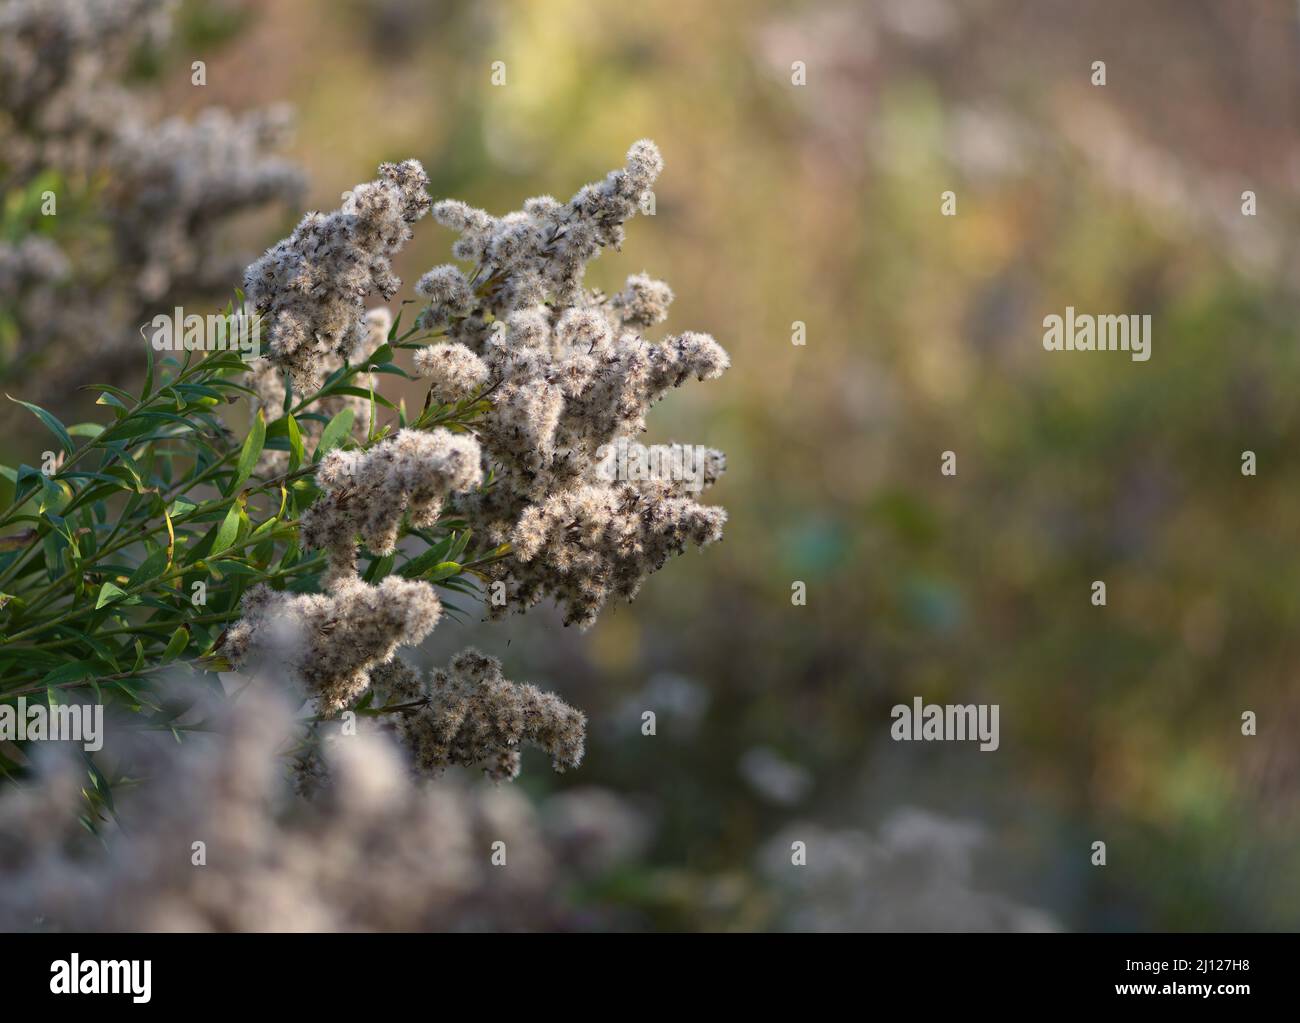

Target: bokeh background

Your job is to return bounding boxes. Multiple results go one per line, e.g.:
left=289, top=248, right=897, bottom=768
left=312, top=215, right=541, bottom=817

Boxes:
left=4, top=0, right=1300, bottom=931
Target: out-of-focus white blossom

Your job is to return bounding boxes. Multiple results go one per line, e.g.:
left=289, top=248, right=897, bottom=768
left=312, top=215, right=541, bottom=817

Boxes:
left=738, top=747, right=814, bottom=806
left=0, top=688, right=623, bottom=932
left=0, top=0, right=304, bottom=397
left=760, top=810, right=1060, bottom=932
left=109, top=106, right=305, bottom=300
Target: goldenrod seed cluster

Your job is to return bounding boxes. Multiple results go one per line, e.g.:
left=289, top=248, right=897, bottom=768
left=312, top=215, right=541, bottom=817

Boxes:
left=370, top=649, right=586, bottom=782
left=224, top=141, right=724, bottom=779
left=244, top=159, right=430, bottom=392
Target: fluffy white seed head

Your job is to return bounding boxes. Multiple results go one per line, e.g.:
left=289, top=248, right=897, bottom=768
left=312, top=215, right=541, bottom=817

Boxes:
left=243, top=160, right=430, bottom=392
left=413, top=342, right=490, bottom=400
left=371, top=650, right=586, bottom=781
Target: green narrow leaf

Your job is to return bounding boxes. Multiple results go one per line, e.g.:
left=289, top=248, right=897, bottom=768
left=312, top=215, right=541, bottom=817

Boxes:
left=320, top=385, right=396, bottom=409
left=161, top=626, right=190, bottom=663
left=95, top=581, right=127, bottom=609
left=42, top=531, right=65, bottom=582
left=313, top=407, right=355, bottom=462
left=168, top=497, right=198, bottom=519
left=140, top=342, right=155, bottom=401
left=7, top=395, right=74, bottom=455
left=398, top=545, right=458, bottom=580
left=39, top=661, right=97, bottom=687
left=94, top=395, right=129, bottom=421
left=363, top=552, right=395, bottom=583
left=211, top=502, right=242, bottom=556
left=38, top=477, right=71, bottom=516
left=425, top=561, right=462, bottom=583
left=84, top=753, right=117, bottom=814
left=207, top=559, right=262, bottom=578
left=449, top=529, right=473, bottom=562
left=230, top=410, right=266, bottom=493
left=286, top=414, right=303, bottom=474
left=126, top=548, right=169, bottom=589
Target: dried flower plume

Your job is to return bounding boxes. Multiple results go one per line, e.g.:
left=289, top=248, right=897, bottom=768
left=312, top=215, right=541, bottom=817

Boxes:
left=370, top=649, right=586, bottom=782
left=413, top=139, right=731, bottom=627
left=244, top=159, right=431, bottom=392
left=225, top=140, right=720, bottom=780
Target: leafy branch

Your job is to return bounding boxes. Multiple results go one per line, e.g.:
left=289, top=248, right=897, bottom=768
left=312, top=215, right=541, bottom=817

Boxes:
left=0, top=304, right=500, bottom=744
